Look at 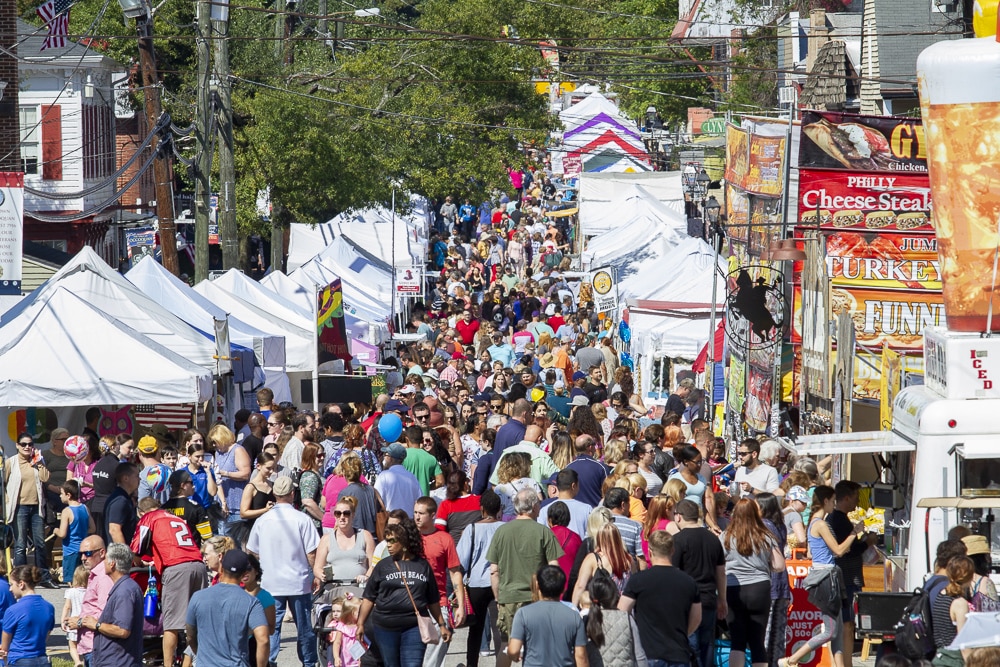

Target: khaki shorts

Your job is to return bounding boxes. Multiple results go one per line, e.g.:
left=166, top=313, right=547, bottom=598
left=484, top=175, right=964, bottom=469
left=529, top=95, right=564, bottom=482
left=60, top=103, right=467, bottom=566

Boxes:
left=161, top=560, right=209, bottom=630
left=496, top=601, right=529, bottom=640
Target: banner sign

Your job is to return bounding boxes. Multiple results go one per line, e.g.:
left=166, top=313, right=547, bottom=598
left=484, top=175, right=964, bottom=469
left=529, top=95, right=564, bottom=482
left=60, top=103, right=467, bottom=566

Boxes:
left=0, top=173, right=23, bottom=295
left=825, top=230, right=941, bottom=290
left=395, top=266, right=422, bottom=294
left=746, top=366, right=773, bottom=433
left=799, top=110, right=927, bottom=173
left=591, top=266, right=618, bottom=314
left=318, top=279, right=352, bottom=368
left=798, top=169, right=933, bottom=232
left=125, top=228, right=156, bottom=268
left=726, top=185, right=750, bottom=242
left=795, top=285, right=946, bottom=351
left=879, top=344, right=902, bottom=427
left=749, top=197, right=782, bottom=257
left=726, top=124, right=786, bottom=196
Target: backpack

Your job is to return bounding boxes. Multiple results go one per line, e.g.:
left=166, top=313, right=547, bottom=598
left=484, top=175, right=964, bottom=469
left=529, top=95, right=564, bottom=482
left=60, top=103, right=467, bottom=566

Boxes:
left=893, top=574, right=946, bottom=660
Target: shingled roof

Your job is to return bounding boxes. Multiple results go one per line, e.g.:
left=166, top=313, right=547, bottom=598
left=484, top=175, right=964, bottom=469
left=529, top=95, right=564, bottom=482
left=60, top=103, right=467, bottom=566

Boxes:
left=800, top=40, right=849, bottom=111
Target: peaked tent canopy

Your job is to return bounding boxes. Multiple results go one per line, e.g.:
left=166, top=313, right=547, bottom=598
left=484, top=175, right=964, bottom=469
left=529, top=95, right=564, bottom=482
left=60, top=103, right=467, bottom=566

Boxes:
left=581, top=186, right=687, bottom=269
left=127, top=256, right=286, bottom=369
left=0, top=247, right=254, bottom=382
left=0, top=288, right=212, bottom=406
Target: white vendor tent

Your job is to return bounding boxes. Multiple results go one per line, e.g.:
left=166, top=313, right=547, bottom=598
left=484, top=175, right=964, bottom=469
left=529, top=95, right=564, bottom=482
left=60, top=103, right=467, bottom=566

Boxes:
left=193, top=278, right=315, bottom=374
left=288, top=258, right=390, bottom=344
left=0, top=287, right=212, bottom=406
left=619, top=236, right=724, bottom=301
left=260, top=269, right=316, bottom=316
left=287, top=208, right=427, bottom=272
left=581, top=189, right=688, bottom=274
left=553, top=92, right=650, bottom=176
left=127, top=256, right=286, bottom=369
left=0, top=247, right=254, bottom=383
left=578, top=173, right=685, bottom=238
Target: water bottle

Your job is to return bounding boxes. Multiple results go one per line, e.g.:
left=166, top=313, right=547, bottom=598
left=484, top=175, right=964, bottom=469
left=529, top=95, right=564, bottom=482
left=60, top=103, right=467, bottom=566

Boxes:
left=144, top=574, right=158, bottom=619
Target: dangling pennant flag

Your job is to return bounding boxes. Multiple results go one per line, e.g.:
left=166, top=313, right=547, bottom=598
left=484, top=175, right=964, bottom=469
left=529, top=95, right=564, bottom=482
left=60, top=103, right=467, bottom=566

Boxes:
left=37, top=0, right=72, bottom=51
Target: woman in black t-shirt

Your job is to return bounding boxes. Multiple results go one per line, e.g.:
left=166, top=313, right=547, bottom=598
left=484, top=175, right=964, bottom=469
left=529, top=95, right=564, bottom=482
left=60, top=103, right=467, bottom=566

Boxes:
left=358, top=521, right=451, bottom=667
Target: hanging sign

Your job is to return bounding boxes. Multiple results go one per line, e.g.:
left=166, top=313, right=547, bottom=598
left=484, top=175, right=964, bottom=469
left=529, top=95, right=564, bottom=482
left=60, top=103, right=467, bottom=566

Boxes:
left=395, top=266, right=423, bottom=294
left=590, top=266, right=618, bottom=314
left=0, top=173, right=24, bottom=295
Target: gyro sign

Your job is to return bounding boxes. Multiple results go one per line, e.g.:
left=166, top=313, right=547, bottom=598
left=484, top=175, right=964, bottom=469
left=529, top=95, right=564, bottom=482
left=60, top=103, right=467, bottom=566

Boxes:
left=799, top=110, right=928, bottom=173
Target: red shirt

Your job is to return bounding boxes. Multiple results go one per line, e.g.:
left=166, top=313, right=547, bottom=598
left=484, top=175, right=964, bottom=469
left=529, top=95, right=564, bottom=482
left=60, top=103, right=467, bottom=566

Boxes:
left=131, top=509, right=204, bottom=573
left=455, top=319, right=480, bottom=345
left=421, top=530, right=461, bottom=606
left=551, top=525, right=583, bottom=593
left=548, top=315, right=566, bottom=331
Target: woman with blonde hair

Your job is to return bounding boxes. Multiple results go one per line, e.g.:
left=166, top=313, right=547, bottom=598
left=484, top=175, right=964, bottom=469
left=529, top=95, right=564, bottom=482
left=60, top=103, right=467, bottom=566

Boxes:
left=202, top=535, right=236, bottom=585
left=549, top=430, right=575, bottom=470
left=210, top=423, right=250, bottom=537
left=615, top=474, right=648, bottom=522
left=314, top=496, right=375, bottom=585
left=494, top=452, right=542, bottom=519
left=571, top=521, right=638, bottom=607
left=602, top=438, right=627, bottom=469
left=591, top=403, right=613, bottom=442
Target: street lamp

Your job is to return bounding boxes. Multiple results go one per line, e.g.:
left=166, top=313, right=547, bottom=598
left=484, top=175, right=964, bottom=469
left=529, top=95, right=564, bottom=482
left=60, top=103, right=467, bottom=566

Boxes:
left=695, top=169, right=710, bottom=199
left=704, top=195, right=721, bottom=226
left=117, top=0, right=148, bottom=19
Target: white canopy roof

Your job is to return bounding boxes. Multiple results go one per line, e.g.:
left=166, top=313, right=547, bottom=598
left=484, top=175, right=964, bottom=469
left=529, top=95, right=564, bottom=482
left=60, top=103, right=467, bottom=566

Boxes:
left=1, top=247, right=253, bottom=382
left=559, top=92, right=628, bottom=128
left=0, top=288, right=212, bottom=406
left=579, top=175, right=685, bottom=238
left=127, top=256, right=287, bottom=369
left=287, top=209, right=427, bottom=272
left=581, top=187, right=688, bottom=271
left=260, top=269, right=315, bottom=315
left=619, top=236, right=725, bottom=301
left=286, top=260, right=389, bottom=344
left=194, top=278, right=316, bottom=373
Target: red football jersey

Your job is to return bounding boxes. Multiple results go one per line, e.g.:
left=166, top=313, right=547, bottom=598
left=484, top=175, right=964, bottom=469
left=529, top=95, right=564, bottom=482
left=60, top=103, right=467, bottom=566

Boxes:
left=131, top=509, right=204, bottom=573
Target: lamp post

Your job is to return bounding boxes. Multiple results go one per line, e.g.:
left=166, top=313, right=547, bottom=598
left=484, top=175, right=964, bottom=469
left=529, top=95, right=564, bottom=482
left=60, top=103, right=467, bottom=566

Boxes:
left=117, top=0, right=179, bottom=275
left=705, top=199, right=724, bottom=419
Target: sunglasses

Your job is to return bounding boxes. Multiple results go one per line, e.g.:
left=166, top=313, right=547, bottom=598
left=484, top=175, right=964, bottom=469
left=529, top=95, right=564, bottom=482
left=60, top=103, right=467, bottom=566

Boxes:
left=385, top=537, right=399, bottom=544
left=81, top=550, right=99, bottom=557
left=491, top=404, right=503, bottom=409
left=333, top=510, right=352, bottom=517
left=413, top=414, right=429, bottom=421
left=18, top=442, right=33, bottom=447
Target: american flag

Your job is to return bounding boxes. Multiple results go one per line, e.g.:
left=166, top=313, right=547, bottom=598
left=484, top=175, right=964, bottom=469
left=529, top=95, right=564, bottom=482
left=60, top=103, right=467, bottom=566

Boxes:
left=37, top=0, right=72, bottom=51
left=133, top=404, right=196, bottom=430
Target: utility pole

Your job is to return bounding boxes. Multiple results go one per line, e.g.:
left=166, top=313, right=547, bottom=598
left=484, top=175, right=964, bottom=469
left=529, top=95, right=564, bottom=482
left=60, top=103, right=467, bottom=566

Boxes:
left=284, top=0, right=296, bottom=66
left=194, top=0, right=211, bottom=283
left=213, top=15, right=237, bottom=269
left=135, top=16, right=179, bottom=275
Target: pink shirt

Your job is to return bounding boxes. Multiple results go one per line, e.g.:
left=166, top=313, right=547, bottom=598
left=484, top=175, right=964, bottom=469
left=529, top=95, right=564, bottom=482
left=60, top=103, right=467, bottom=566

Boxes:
left=77, top=560, right=114, bottom=655
left=321, top=474, right=370, bottom=528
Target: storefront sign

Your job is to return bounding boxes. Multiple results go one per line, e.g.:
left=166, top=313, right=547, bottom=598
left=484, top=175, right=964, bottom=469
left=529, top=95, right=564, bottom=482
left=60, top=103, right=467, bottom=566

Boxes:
left=726, top=124, right=786, bottom=196
left=799, top=110, right=927, bottom=173
left=798, top=169, right=933, bottom=232
left=0, top=173, right=24, bottom=295
left=825, top=230, right=941, bottom=290
left=798, top=285, right=946, bottom=351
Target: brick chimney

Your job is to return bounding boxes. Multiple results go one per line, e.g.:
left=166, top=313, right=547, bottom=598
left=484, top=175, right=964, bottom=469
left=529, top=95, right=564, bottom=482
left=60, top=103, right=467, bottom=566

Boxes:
left=806, top=8, right=830, bottom=72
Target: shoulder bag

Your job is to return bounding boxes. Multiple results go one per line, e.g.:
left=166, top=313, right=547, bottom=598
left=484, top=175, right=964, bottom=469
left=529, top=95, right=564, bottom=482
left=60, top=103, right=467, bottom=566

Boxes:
left=394, top=559, right=442, bottom=644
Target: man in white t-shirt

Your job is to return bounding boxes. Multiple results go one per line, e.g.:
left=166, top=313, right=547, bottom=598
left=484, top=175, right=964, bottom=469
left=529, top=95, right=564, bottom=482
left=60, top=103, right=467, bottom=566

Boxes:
left=537, top=469, right=593, bottom=539
left=246, top=476, right=319, bottom=667
left=732, top=438, right=780, bottom=499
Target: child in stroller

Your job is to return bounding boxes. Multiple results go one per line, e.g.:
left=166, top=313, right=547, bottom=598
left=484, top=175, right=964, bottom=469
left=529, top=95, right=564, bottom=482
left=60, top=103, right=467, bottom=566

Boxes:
left=313, top=583, right=364, bottom=667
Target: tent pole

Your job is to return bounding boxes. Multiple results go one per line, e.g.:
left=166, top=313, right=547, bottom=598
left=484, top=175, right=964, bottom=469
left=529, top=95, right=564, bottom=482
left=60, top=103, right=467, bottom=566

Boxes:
left=312, top=284, right=320, bottom=412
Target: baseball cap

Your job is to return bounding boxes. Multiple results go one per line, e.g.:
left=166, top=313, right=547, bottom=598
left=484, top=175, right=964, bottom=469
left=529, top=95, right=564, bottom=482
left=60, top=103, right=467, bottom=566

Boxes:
left=382, top=443, right=408, bottom=460
left=570, top=395, right=590, bottom=407
left=221, top=549, right=251, bottom=575
left=136, top=435, right=159, bottom=455
left=384, top=399, right=410, bottom=413
left=554, top=380, right=565, bottom=390
left=398, top=385, right=417, bottom=395
left=546, top=472, right=559, bottom=486
left=572, top=371, right=587, bottom=382
left=786, top=486, right=809, bottom=503
left=424, top=369, right=440, bottom=380
left=273, top=476, right=295, bottom=497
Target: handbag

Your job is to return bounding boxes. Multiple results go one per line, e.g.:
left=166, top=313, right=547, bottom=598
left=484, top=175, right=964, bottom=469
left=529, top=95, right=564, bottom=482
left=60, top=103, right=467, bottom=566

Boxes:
left=394, top=559, right=442, bottom=644
left=374, top=490, right=388, bottom=542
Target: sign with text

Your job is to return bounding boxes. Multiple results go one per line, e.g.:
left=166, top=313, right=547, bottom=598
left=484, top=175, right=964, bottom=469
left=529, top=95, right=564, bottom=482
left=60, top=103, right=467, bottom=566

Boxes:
left=0, top=172, right=24, bottom=295
left=798, top=169, right=933, bottom=232
left=726, top=123, right=786, bottom=196
left=125, top=228, right=156, bottom=268
left=799, top=110, right=927, bottom=173
left=395, top=266, right=422, bottom=294
left=825, top=230, right=941, bottom=290
left=590, top=266, right=618, bottom=314
left=795, top=285, right=946, bottom=351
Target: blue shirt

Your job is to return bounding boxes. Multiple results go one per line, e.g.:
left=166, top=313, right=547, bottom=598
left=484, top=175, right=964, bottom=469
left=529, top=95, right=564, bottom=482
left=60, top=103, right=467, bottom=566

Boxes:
left=1, top=594, right=54, bottom=663
left=65, top=504, right=90, bottom=553
left=488, top=343, right=515, bottom=367
left=187, top=465, right=217, bottom=509
left=565, top=455, right=609, bottom=507
left=0, top=577, right=15, bottom=621
left=94, top=576, right=144, bottom=667
left=187, top=583, right=268, bottom=667
left=493, top=420, right=527, bottom=459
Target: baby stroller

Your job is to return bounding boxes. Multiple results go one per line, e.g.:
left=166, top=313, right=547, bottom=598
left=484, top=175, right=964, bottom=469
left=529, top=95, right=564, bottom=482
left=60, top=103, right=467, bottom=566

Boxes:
left=313, top=580, right=365, bottom=666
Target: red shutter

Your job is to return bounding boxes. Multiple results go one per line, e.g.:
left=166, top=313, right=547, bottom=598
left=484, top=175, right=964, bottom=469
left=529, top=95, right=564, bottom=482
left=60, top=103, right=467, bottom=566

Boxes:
left=41, top=104, right=62, bottom=181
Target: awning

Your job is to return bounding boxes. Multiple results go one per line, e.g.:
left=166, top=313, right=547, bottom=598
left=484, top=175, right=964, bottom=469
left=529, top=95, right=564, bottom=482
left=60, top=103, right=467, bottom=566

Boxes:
left=795, top=430, right=913, bottom=456
left=955, top=437, right=1000, bottom=460
left=917, top=496, right=1000, bottom=509
left=546, top=207, right=579, bottom=218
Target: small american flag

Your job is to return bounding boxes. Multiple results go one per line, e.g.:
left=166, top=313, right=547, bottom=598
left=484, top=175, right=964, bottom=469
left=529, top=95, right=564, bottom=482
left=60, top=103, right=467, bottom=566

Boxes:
left=37, top=0, right=72, bottom=51
left=133, top=404, right=196, bottom=430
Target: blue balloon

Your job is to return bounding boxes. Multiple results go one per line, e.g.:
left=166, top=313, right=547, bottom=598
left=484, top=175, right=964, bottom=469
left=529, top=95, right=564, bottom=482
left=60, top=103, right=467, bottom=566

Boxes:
left=378, top=413, right=404, bottom=443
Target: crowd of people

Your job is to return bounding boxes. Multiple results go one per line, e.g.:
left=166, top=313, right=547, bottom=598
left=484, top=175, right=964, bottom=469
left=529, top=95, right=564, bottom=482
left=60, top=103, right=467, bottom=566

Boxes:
left=3, top=178, right=999, bottom=667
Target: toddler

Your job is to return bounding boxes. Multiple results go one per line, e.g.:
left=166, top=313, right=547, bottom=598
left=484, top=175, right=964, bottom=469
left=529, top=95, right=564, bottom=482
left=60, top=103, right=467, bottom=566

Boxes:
left=331, top=594, right=362, bottom=667
left=61, top=565, right=89, bottom=667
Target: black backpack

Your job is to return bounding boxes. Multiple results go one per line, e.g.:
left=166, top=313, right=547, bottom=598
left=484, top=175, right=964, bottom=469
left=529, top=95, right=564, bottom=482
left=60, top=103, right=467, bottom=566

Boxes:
left=893, top=575, right=945, bottom=660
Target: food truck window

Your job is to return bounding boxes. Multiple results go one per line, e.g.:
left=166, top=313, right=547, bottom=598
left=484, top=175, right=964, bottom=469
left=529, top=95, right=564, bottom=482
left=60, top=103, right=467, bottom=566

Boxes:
left=961, top=457, right=1000, bottom=492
